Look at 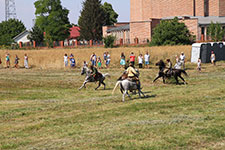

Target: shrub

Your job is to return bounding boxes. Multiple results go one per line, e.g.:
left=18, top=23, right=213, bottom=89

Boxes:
left=103, top=35, right=116, bottom=48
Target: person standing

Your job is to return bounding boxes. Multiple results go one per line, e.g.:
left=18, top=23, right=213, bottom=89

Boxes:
left=90, top=52, right=97, bottom=66
left=97, top=56, right=102, bottom=69
left=210, top=51, right=216, bottom=65
left=197, top=58, right=201, bottom=72
left=106, top=52, right=111, bottom=68
left=64, top=54, right=68, bottom=67
left=138, top=54, right=143, bottom=68
left=24, top=54, right=29, bottom=69
left=0, top=55, right=2, bottom=68
left=129, top=52, right=135, bottom=66
left=144, top=52, right=150, bottom=68
left=14, top=55, right=19, bottom=68
left=5, top=53, right=10, bottom=68
left=103, top=52, right=107, bottom=66
left=180, top=52, right=186, bottom=69
left=120, top=52, right=126, bottom=68
left=69, top=53, right=75, bottom=68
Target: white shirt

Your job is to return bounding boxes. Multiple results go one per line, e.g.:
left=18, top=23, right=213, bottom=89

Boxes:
left=180, top=54, right=185, bottom=61
left=144, top=54, right=150, bottom=62
left=174, top=62, right=182, bottom=69
left=138, top=56, right=143, bottom=64
left=107, top=54, right=111, bottom=61
left=64, top=56, right=68, bottom=62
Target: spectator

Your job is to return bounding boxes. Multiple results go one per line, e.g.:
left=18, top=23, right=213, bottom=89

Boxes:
left=69, top=53, right=76, bottom=68
left=106, top=52, right=111, bottom=68
left=120, top=52, right=126, bottom=68
left=175, top=55, right=179, bottom=63
left=144, top=52, right=150, bottom=68
left=83, top=61, right=88, bottom=67
left=210, top=51, right=216, bottom=65
left=5, top=53, right=10, bottom=68
left=97, top=56, right=102, bottom=69
left=174, top=58, right=182, bottom=69
left=24, top=54, right=29, bottom=69
left=103, top=52, right=107, bottom=65
left=197, top=58, right=201, bottom=72
left=90, top=52, right=97, bottom=66
left=0, top=56, right=2, bottom=68
left=125, top=59, right=130, bottom=69
left=14, top=55, right=19, bottom=68
left=138, top=54, right=143, bottom=68
left=129, top=52, right=135, bottom=66
left=64, top=53, right=68, bottom=67
left=180, top=52, right=186, bottom=69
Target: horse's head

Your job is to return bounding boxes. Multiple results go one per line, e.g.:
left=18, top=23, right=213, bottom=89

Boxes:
left=81, top=66, right=88, bottom=75
left=156, top=60, right=165, bottom=67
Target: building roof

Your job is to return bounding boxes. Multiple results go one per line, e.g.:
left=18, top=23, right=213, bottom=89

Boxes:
left=162, top=16, right=225, bottom=25
left=107, top=24, right=130, bottom=33
left=13, top=30, right=30, bottom=41
left=69, top=26, right=80, bottom=39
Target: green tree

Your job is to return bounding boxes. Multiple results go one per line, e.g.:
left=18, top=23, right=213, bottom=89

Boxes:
left=78, top=0, right=106, bottom=40
left=207, top=22, right=224, bottom=42
left=150, top=17, right=193, bottom=46
left=103, top=35, right=116, bottom=48
left=102, top=2, right=118, bottom=26
left=28, top=24, right=44, bottom=44
left=34, top=0, right=70, bottom=46
left=0, top=19, right=26, bottom=45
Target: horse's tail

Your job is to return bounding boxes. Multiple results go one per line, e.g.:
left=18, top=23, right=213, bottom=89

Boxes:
left=112, top=81, right=121, bottom=94
left=181, top=70, right=188, bottom=76
left=103, top=73, right=110, bottom=78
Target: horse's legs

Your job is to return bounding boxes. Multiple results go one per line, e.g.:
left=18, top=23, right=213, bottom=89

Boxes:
left=122, top=90, right=127, bottom=102
left=102, top=81, right=106, bottom=90
left=162, top=75, right=166, bottom=84
left=178, top=75, right=187, bottom=84
left=95, top=81, right=101, bottom=90
left=174, top=75, right=179, bottom=85
left=153, top=75, right=161, bottom=83
left=79, top=81, right=87, bottom=90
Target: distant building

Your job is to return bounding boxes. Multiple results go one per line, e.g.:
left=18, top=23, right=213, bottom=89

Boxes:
left=64, top=26, right=80, bottom=46
left=13, top=30, right=31, bottom=44
left=130, top=0, right=225, bottom=43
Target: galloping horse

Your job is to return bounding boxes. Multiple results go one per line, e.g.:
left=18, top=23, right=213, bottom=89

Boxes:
left=153, top=60, right=188, bottom=84
left=79, top=66, right=110, bottom=90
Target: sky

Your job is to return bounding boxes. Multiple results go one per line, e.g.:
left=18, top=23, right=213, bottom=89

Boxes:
left=0, top=0, right=130, bottom=29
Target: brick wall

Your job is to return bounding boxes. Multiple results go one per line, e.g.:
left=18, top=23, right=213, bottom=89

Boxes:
left=209, top=0, right=219, bottom=16
left=180, top=18, right=200, bottom=40
left=219, top=0, right=225, bottom=16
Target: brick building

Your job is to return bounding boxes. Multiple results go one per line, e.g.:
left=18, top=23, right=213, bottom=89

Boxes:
left=103, top=0, right=225, bottom=44
left=130, top=0, right=225, bottom=43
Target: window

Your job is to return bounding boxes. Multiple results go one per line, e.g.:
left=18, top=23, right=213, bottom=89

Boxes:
left=204, top=0, right=209, bottom=17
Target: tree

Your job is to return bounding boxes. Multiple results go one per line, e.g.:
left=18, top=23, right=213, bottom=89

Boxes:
left=78, top=0, right=106, bottom=41
left=150, top=17, right=194, bottom=46
left=207, top=22, right=224, bottom=42
left=28, top=24, right=44, bottom=45
left=102, top=2, right=118, bottom=26
left=103, top=35, right=116, bottom=48
left=34, top=0, right=70, bottom=46
left=0, top=19, right=26, bottom=45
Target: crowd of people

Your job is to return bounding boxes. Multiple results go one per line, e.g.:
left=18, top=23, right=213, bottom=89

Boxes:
left=0, top=53, right=29, bottom=69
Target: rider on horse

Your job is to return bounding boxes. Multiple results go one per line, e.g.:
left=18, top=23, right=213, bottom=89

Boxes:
left=126, top=63, right=140, bottom=88
left=90, top=65, right=101, bottom=80
left=165, top=59, right=172, bottom=76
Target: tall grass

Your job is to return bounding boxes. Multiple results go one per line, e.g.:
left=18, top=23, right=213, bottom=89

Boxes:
left=0, top=45, right=191, bottom=69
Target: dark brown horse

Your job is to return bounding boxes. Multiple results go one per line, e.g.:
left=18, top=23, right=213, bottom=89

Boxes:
left=153, top=60, right=188, bottom=84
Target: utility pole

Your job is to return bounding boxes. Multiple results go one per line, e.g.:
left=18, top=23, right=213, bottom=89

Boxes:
left=5, top=0, right=17, bottom=21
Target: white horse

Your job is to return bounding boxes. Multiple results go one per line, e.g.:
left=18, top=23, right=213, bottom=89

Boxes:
left=112, top=79, right=145, bottom=102
left=79, top=66, right=110, bottom=90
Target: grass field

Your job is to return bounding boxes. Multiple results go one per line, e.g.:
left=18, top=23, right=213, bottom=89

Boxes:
left=0, top=62, right=225, bottom=150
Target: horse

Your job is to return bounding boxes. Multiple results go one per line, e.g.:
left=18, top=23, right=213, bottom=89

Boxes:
left=112, top=79, right=145, bottom=102
left=79, top=66, right=110, bottom=90
left=153, top=60, right=188, bottom=84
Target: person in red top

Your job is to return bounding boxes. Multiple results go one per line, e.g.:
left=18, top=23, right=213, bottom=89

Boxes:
left=129, top=52, right=135, bottom=66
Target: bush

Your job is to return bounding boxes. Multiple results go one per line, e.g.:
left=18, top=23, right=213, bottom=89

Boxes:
left=103, top=35, right=116, bottom=48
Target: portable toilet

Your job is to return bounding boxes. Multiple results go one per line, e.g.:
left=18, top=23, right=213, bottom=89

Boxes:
left=191, top=43, right=202, bottom=63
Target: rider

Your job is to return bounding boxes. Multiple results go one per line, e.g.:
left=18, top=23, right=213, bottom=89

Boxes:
left=126, top=63, right=140, bottom=88
left=90, top=65, right=100, bottom=80
left=165, top=59, right=172, bottom=76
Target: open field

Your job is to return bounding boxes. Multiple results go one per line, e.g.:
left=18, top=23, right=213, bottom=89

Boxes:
left=0, top=62, right=225, bottom=150
left=0, top=45, right=191, bottom=69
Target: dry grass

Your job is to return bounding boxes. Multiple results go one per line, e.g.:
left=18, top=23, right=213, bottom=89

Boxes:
left=0, top=45, right=191, bottom=69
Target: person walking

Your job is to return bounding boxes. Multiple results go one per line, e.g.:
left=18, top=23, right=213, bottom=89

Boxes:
left=5, top=53, right=10, bottom=68
left=197, top=58, right=201, bottom=72
left=180, top=52, right=186, bottom=69
left=138, top=54, right=143, bottom=68
left=69, top=53, right=75, bottom=68
left=210, top=51, right=216, bottom=65
left=120, top=52, right=126, bottom=68
left=144, top=52, right=150, bottom=68
left=24, top=54, right=29, bottom=69
left=14, top=55, right=19, bottom=68
left=129, top=52, right=135, bottom=66
left=106, top=52, right=111, bottom=68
